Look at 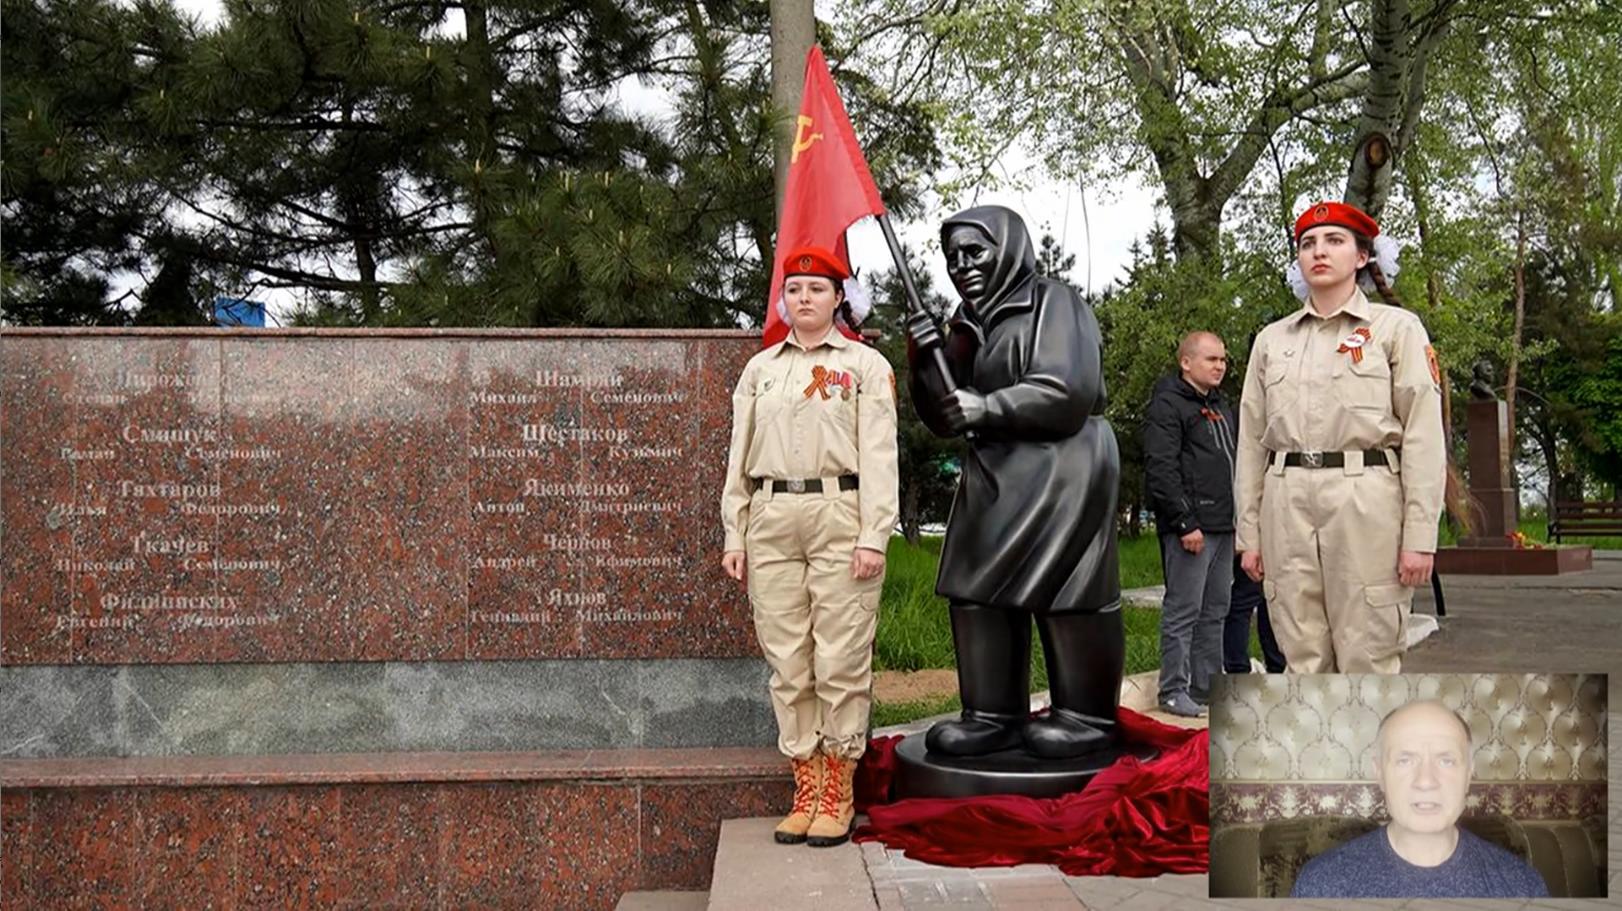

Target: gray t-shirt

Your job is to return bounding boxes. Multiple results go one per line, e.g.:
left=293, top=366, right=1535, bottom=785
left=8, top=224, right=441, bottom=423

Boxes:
left=1291, top=826, right=1550, bottom=898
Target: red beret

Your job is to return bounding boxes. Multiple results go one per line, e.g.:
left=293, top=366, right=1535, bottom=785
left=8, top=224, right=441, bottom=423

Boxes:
left=781, top=245, right=850, bottom=281
left=1294, top=201, right=1379, bottom=242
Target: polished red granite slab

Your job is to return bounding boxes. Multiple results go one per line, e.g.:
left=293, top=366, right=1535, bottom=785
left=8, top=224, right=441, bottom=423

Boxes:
left=1434, top=544, right=1595, bottom=575
left=639, top=780, right=784, bottom=889
left=0, top=329, right=765, bottom=664
left=0, top=746, right=791, bottom=910
left=0, top=746, right=785, bottom=787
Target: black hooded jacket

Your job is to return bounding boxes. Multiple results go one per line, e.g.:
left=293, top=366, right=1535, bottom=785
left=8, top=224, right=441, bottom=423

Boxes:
left=908, top=205, right=1120, bottom=613
left=1141, top=374, right=1237, bottom=536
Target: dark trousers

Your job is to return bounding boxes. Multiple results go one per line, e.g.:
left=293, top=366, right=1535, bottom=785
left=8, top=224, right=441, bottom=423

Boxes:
left=1223, top=554, right=1286, bottom=673
left=1157, top=531, right=1233, bottom=702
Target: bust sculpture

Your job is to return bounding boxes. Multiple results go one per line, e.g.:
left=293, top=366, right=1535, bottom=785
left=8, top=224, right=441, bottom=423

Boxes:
left=1469, top=361, right=1497, bottom=401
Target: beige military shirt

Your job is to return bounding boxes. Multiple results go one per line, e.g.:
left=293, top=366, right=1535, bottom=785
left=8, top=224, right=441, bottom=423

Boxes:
left=1235, top=288, right=1445, bottom=554
left=721, top=327, right=900, bottom=553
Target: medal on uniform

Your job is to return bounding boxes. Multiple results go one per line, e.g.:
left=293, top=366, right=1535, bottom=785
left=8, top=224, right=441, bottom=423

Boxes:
left=1338, top=327, right=1372, bottom=364
left=807, top=366, right=856, bottom=400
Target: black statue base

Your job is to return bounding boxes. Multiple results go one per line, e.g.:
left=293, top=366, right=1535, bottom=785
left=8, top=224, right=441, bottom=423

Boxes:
left=892, top=732, right=1159, bottom=800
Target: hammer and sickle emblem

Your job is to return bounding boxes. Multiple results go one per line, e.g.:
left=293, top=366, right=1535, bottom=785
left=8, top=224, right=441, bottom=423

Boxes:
left=791, top=115, right=824, bottom=164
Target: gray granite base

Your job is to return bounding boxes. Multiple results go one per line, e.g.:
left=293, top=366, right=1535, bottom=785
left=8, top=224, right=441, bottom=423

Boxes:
left=0, top=659, right=775, bottom=758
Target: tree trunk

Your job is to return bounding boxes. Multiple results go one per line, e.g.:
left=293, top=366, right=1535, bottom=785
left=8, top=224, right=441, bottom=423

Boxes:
left=1342, top=0, right=1456, bottom=218
left=769, top=0, right=815, bottom=223
left=901, top=481, right=921, bottom=545
left=1115, top=12, right=1369, bottom=262
left=1169, top=197, right=1221, bottom=262
left=1343, top=0, right=1408, bottom=215
left=1528, top=413, right=1560, bottom=514
left=462, top=0, right=500, bottom=267
left=1506, top=209, right=1527, bottom=460
left=338, top=99, right=381, bottom=320
left=1408, top=165, right=1457, bottom=481
left=463, top=1, right=497, bottom=167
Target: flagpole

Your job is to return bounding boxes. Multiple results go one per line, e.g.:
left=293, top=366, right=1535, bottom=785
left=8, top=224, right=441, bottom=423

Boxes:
left=875, top=213, right=958, bottom=394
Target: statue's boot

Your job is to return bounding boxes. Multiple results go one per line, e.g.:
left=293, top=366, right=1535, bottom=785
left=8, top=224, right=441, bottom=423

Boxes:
left=925, top=603, right=1029, bottom=756
left=1022, top=607, right=1125, bottom=759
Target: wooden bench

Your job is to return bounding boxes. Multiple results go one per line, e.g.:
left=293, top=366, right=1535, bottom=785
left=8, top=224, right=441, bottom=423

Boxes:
left=1550, top=500, right=1622, bottom=542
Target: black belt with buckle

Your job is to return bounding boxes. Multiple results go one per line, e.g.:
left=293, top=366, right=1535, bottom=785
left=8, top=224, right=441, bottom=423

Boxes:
left=1270, top=450, right=1391, bottom=469
left=753, top=474, right=860, bottom=494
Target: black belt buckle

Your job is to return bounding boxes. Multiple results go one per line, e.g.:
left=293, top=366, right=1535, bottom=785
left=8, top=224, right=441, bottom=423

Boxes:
left=1301, top=451, right=1324, bottom=469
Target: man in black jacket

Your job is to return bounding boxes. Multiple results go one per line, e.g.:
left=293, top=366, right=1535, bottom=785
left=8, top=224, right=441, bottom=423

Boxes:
left=1143, top=331, right=1237, bottom=717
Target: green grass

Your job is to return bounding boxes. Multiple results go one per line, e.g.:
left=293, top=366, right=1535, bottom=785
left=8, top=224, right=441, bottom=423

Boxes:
left=1438, top=516, right=1622, bottom=551
left=871, top=692, right=961, bottom=729
left=1118, top=532, right=1166, bottom=590
left=877, top=535, right=1168, bottom=683
left=873, top=533, right=1288, bottom=726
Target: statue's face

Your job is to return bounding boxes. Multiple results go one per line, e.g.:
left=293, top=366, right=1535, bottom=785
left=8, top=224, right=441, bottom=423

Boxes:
left=945, top=225, right=998, bottom=302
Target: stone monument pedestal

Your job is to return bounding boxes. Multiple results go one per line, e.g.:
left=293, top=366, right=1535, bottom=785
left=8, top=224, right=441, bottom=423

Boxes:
left=891, top=733, right=1158, bottom=800
left=1435, top=545, right=1593, bottom=575
left=1435, top=397, right=1592, bottom=575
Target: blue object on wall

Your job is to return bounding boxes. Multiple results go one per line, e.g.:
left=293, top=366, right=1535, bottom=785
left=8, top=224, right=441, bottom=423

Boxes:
left=214, top=296, right=267, bottom=327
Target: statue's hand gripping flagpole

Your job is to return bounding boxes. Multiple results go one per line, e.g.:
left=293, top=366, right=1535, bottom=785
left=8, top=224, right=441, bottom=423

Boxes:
left=875, top=212, right=958, bottom=396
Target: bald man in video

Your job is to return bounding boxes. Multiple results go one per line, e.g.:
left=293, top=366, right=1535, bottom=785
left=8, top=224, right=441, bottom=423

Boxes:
left=1292, top=700, right=1549, bottom=898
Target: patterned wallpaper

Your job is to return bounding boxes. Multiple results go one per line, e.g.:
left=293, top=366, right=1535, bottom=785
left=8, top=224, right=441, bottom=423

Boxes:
left=1209, top=674, right=1608, bottom=825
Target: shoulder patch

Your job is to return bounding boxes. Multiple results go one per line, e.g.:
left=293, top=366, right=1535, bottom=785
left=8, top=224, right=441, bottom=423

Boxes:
left=1425, top=344, right=1441, bottom=385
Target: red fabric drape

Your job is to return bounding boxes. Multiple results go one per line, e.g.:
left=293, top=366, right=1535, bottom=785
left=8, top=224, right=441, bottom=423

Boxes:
left=853, top=708, right=1208, bottom=877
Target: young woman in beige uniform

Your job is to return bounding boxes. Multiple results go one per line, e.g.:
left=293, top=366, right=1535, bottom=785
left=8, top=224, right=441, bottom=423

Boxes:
left=1234, top=202, right=1445, bottom=673
left=719, top=246, right=899, bottom=847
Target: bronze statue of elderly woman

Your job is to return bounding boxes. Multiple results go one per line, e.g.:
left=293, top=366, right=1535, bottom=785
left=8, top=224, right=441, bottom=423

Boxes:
left=899, top=205, right=1143, bottom=798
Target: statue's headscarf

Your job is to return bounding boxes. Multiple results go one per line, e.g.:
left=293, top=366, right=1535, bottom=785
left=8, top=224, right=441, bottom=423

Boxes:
left=940, top=205, right=1038, bottom=315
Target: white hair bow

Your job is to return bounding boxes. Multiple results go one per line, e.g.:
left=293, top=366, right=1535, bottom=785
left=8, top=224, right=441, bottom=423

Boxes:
left=775, top=276, right=872, bottom=327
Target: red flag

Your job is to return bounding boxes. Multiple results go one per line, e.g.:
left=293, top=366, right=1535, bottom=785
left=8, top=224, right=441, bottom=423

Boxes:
left=763, top=45, right=888, bottom=347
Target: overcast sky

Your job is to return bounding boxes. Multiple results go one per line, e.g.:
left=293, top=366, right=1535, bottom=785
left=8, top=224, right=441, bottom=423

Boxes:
left=168, top=0, right=1161, bottom=321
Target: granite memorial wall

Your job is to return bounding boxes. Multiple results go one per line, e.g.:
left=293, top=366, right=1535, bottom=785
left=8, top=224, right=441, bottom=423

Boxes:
left=2, top=328, right=759, bottom=663
left=0, top=327, right=776, bottom=757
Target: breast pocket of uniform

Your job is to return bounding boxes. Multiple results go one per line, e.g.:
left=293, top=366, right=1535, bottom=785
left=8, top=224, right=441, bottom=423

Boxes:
left=1332, top=344, right=1393, bottom=412
left=1261, top=353, right=1296, bottom=417
left=817, top=385, right=858, bottom=437
left=754, top=382, right=786, bottom=420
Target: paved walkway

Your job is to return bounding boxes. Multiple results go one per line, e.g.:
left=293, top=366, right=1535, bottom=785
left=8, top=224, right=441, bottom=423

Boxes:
left=1128, top=551, right=1622, bottom=673
left=1407, top=550, right=1622, bottom=672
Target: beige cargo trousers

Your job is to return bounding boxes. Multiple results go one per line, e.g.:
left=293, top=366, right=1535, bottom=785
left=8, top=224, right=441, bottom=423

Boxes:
left=746, top=485, right=884, bottom=760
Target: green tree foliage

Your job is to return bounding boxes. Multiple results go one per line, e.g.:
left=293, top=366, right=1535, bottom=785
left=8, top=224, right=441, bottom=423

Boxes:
left=2, top=0, right=940, bottom=329
left=0, top=0, right=189, bottom=325
left=1093, top=226, right=1288, bottom=532
left=841, top=0, right=1620, bottom=510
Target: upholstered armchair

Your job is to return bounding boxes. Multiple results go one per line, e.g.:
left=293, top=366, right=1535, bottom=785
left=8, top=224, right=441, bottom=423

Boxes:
left=1209, top=813, right=1607, bottom=898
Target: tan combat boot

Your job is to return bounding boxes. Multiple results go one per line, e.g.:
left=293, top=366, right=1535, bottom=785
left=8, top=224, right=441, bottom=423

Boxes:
left=773, top=754, right=824, bottom=844
left=805, top=751, right=856, bottom=847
